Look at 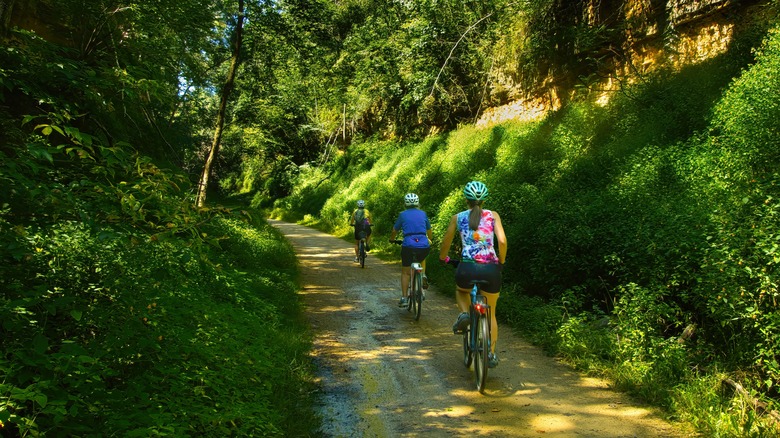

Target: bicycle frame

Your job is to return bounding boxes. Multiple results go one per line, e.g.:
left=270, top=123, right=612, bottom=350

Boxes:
left=357, top=224, right=372, bottom=268
left=391, top=239, right=424, bottom=320
left=358, top=231, right=367, bottom=268
left=468, top=283, right=491, bottom=353
left=445, top=257, right=491, bottom=393
left=466, top=283, right=491, bottom=393
left=410, top=262, right=423, bottom=279
left=407, top=261, right=423, bottom=320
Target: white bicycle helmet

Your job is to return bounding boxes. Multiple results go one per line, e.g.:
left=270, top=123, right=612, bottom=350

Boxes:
left=463, top=181, right=489, bottom=201
left=404, top=193, right=419, bottom=207
left=357, top=200, right=365, bottom=208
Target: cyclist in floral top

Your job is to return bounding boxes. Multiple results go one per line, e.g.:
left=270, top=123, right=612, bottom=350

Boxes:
left=439, top=181, right=507, bottom=368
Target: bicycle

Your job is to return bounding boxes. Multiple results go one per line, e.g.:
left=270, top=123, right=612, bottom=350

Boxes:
left=444, top=257, right=492, bottom=393
left=390, top=239, right=424, bottom=321
left=356, top=224, right=372, bottom=268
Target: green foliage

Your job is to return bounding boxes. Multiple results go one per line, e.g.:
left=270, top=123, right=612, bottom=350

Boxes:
left=672, top=373, right=780, bottom=437
left=0, top=139, right=316, bottom=434
left=277, top=21, right=780, bottom=436
left=1, top=11, right=318, bottom=432
left=0, top=215, right=315, bottom=436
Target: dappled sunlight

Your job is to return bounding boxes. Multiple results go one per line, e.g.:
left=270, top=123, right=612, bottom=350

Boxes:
left=530, top=414, right=576, bottom=433
left=423, top=405, right=474, bottom=418
left=298, top=247, right=340, bottom=257
left=273, top=220, right=692, bottom=437
left=314, top=304, right=356, bottom=313
left=512, top=387, right=542, bottom=397
left=299, top=285, right=344, bottom=295
left=323, top=334, right=432, bottom=364
left=476, top=97, right=549, bottom=128
left=675, top=22, right=734, bottom=66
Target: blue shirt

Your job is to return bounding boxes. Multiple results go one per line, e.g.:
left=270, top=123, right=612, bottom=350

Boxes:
left=393, top=208, right=431, bottom=248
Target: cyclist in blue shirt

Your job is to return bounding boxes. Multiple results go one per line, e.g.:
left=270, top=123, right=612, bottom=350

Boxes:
left=389, top=193, right=432, bottom=307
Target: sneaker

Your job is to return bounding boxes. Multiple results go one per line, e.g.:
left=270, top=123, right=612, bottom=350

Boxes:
left=452, top=312, right=469, bottom=334
left=422, top=275, right=429, bottom=289
left=398, top=297, right=408, bottom=307
left=354, top=257, right=359, bottom=262
left=488, top=353, right=499, bottom=368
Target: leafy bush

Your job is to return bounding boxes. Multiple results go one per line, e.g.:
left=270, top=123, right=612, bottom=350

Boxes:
left=0, top=37, right=317, bottom=433
left=0, top=212, right=316, bottom=436
left=275, top=21, right=780, bottom=436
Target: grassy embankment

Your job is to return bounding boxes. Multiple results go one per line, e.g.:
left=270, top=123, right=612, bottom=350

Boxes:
left=271, top=26, right=780, bottom=436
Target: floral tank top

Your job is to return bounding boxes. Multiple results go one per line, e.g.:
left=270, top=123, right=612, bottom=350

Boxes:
left=457, top=209, right=499, bottom=264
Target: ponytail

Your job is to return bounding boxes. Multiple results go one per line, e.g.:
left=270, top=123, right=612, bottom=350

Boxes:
left=468, top=200, right=483, bottom=231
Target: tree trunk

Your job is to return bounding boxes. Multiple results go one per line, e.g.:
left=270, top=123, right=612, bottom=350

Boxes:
left=0, top=0, right=16, bottom=34
left=196, top=0, right=244, bottom=207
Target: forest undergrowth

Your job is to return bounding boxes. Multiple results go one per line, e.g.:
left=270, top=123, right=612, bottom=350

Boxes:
left=271, top=25, right=780, bottom=437
left=0, top=79, right=318, bottom=438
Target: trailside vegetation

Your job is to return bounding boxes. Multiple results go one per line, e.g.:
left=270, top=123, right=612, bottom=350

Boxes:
left=3, top=0, right=780, bottom=435
left=274, top=24, right=780, bottom=436
left=0, top=1, right=317, bottom=435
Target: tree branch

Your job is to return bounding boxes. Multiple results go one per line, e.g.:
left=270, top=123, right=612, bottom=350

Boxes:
left=723, top=378, right=780, bottom=425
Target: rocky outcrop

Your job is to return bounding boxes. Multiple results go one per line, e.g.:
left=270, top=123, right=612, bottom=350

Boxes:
left=478, top=0, right=766, bottom=127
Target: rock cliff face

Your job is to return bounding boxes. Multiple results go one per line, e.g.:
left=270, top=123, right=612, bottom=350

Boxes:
left=1, top=0, right=74, bottom=47
left=478, top=0, right=767, bottom=127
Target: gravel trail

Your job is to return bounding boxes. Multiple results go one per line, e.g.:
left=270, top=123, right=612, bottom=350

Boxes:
left=269, top=219, right=692, bottom=438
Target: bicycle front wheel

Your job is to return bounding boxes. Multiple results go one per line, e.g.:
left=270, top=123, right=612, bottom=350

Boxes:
left=359, top=241, right=366, bottom=268
left=412, top=271, right=422, bottom=321
left=474, top=314, right=489, bottom=393
left=462, top=314, right=473, bottom=368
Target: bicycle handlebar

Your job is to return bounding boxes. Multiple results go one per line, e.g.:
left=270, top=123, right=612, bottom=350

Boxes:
left=441, top=256, right=459, bottom=267
left=389, top=239, right=403, bottom=245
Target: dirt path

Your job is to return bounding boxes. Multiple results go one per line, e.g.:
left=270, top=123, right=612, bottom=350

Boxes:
left=269, top=220, right=692, bottom=438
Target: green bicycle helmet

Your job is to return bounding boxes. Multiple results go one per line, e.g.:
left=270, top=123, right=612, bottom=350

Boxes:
left=463, top=181, right=488, bottom=201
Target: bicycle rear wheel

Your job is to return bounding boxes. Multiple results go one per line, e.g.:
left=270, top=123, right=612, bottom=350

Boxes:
left=412, top=271, right=422, bottom=320
left=359, top=240, right=366, bottom=268
left=474, top=313, right=489, bottom=393
left=406, top=277, right=413, bottom=312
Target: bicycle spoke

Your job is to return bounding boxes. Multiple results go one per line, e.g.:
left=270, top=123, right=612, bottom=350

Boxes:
left=463, top=329, right=472, bottom=368
left=475, top=314, right=489, bottom=393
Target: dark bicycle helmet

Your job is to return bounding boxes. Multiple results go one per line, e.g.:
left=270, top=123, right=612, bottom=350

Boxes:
left=463, top=181, right=488, bottom=201
left=404, top=193, right=419, bottom=207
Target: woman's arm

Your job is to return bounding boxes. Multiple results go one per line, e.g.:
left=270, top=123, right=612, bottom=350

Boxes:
left=438, top=215, right=458, bottom=261
left=493, top=211, right=507, bottom=264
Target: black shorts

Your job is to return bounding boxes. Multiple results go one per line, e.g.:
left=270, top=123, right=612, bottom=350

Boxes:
left=455, top=262, right=502, bottom=293
left=354, top=226, right=372, bottom=240
left=401, top=246, right=430, bottom=267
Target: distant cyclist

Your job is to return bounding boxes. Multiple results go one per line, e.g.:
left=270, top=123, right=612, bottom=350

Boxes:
left=389, top=193, right=432, bottom=307
left=439, top=181, right=507, bottom=368
left=350, top=200, right=372, bottom=262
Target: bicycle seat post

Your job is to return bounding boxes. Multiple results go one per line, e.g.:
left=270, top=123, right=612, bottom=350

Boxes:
left=470, top=280, right=489, bottom=301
